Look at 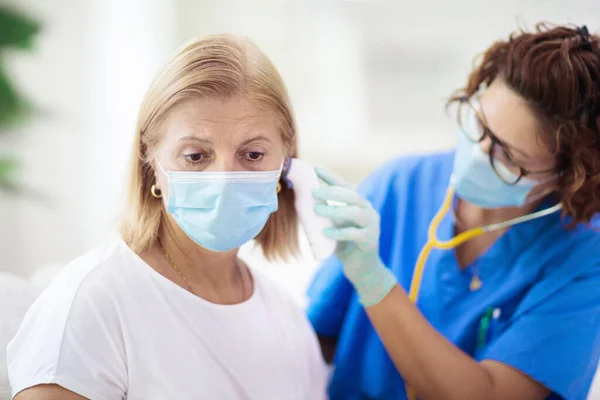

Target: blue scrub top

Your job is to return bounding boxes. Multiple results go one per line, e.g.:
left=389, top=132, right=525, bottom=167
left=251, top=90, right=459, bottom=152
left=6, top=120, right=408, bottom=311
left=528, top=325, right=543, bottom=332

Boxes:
left=307, top=151, right=600, bottom=400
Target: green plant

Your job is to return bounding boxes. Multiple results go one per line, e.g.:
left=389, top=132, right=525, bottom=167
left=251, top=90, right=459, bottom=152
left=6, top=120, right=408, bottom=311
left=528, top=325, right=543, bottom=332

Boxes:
left=0, top=6, right=39, bottom=192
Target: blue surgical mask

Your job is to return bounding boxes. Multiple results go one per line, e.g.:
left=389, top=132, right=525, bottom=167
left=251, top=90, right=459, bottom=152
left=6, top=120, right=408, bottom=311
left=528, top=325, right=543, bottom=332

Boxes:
left=157, top=162, right=281, bottom=252
left=451, top=129, right=547, bottom=208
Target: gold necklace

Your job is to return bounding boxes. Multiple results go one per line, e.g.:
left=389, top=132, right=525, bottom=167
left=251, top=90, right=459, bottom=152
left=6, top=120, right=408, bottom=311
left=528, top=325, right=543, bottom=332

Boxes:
left=162, top=245, right=193, bottom=291
left=160, top=244, right=248, bottom=302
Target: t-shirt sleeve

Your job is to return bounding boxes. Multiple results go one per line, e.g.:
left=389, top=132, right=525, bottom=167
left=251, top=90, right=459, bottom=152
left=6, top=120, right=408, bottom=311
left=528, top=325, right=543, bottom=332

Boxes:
left=7, top=271, right=127, bottom=400
left=262, top=273, right=329, bottom=400
left=302, top=311, right=329, bottom=400
left=481, top=267, right=600, bottom=400
left=306, top=159, right=402, bottom=337
left=306, top=254, right=353, bottom=337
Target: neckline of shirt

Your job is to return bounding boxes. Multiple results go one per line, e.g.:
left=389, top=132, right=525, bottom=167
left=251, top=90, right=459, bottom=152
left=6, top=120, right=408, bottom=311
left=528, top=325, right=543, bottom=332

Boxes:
left=116, top=238, right=262, bottom=311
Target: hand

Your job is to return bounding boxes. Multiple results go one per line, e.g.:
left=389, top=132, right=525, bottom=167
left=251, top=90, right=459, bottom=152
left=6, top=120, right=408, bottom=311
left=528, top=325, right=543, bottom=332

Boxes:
left=312, top=166, right=397, bottom=307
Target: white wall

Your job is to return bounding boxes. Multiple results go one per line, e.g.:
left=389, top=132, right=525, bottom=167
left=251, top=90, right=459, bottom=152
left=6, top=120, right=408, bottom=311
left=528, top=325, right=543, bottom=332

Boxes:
left=1, top=0, right=178, bottom=277
left=80, top=0, right=177, bottom=250
left=1, top=0, right=89, bottom=276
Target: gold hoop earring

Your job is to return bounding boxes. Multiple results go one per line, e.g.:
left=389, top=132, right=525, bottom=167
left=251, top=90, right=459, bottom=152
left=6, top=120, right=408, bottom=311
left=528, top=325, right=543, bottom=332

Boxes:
left=151, top=184, right=163, bottom=199
left=276, top=182, right=282, bottom=194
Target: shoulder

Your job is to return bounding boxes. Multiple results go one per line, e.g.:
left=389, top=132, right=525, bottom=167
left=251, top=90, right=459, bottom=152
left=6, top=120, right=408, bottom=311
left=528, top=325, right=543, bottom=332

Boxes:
left=7, top=240, right=134, bottom=397
left=8, top=239, right=134, bottom=341
left=567, top=223, right=600, bottom=261
left=251, top=268, right=328, bottom=396
left=26, top=240, right=136, bottom=313
left=536, top=218, right=600, bottom=279
left=513, top=222, right=600, bottom=325
left=251, top=267, right=317, bottom=330
left=251, top=268, right=304, bottom=312
left=358, top=150, right=455, bottom=210
left=251, top=267, right=323, bottom=345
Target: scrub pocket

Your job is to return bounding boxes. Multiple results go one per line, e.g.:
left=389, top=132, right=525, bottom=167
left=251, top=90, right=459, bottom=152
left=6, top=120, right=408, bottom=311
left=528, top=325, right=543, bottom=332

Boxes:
left=474, top=298, right=519, bottom=359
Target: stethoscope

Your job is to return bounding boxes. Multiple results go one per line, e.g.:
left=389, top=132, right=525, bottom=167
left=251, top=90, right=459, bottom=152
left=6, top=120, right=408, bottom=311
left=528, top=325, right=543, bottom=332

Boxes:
left=405, top=185, right=561, bottom=400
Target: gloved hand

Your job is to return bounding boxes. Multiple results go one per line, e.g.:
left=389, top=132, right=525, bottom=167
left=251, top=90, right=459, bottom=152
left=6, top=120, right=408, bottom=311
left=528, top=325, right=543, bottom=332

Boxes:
left=312, top=166, right=397, bottom=307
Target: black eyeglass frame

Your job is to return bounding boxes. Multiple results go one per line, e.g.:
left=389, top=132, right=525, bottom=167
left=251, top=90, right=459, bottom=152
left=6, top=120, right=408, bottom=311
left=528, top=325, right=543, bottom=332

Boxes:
left=457, top=96, right=556, bottom=185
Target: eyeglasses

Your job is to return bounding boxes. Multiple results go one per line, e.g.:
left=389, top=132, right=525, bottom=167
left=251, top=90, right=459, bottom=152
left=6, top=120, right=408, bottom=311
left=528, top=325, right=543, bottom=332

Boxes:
left=457, top=96, right=555, bottom=185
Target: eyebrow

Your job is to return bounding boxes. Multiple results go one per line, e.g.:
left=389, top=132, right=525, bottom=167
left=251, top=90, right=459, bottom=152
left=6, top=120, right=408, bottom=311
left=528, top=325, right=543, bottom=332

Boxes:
left=477, top=107, right=533, bottom=159
left=177, top=134, right=272, bottom=146
left=239, top=135, right=272, bottom=146
left=177, top=136, right=212, bottom=144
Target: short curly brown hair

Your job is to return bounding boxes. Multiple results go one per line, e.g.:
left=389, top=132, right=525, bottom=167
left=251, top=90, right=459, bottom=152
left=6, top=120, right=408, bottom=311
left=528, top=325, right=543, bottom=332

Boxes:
left=449, top=23, right=600, bottom=225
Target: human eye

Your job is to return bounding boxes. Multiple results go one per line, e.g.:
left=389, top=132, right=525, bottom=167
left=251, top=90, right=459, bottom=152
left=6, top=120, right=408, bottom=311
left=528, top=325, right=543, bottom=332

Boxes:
left=182, top=149, right=211, bottom=166
left=183, top=153, right=205, bottom=162
left=239, top=145, right=266, bottom=163
left=244, top=151, right=265, bottom=162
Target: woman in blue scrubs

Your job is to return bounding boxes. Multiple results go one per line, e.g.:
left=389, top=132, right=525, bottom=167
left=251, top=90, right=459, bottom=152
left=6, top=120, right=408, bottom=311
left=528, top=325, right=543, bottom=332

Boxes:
left=308, top=24, right=600, bottom=400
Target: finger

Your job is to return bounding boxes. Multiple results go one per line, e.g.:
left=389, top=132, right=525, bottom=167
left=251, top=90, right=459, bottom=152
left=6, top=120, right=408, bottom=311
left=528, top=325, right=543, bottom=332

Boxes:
left=313, top=186, right=369, bottom=207
left=324, top=227, right=376, bottom=252
left=323, top=226, right=376, bottom=250
left=314, top=166, right=352, bottom=188
left=323, top=226, right=379, bottom=251
left=315, top=204, right=370, bottom=227
left=324, top=226, right=366, bottom=243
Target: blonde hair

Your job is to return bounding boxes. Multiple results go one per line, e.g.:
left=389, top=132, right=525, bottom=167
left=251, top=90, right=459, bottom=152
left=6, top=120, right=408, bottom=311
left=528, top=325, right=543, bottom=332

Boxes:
left=120, top=34, right=299, bottom=260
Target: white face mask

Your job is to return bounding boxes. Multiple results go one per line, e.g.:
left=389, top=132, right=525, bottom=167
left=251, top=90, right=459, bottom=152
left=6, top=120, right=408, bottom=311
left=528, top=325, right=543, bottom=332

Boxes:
left=156, top=161, right=282, bottom=251
left=452, top=127, right=557, bottom=208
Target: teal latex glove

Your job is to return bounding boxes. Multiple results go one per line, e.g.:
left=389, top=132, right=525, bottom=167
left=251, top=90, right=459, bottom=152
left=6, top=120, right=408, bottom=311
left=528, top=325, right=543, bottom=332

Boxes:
left=312, top=166, right=397, bottom=307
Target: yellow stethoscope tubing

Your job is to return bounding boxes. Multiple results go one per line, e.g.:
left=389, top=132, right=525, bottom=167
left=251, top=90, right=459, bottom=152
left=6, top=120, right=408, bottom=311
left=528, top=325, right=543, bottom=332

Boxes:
left=408, top=186, right=562, bottom=302
left=405, top=186, right=561, bottom=400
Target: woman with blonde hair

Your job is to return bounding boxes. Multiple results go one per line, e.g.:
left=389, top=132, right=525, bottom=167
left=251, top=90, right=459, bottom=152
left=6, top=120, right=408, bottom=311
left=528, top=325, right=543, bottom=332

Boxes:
left=8, top=34, right=327, bottom=400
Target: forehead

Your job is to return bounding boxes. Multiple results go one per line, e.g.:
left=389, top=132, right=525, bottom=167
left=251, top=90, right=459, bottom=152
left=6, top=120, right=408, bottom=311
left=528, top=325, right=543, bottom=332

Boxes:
left=160, top=95, right=280, bottom=140
left=479, top=79, right=550, bottom=157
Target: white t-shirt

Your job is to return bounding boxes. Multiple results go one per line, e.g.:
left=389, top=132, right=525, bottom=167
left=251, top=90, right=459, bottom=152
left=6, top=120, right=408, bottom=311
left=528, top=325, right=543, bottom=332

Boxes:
left=7, top=240, right=327, bottom=400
